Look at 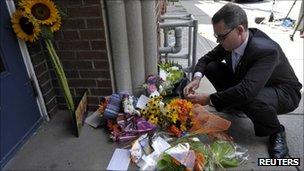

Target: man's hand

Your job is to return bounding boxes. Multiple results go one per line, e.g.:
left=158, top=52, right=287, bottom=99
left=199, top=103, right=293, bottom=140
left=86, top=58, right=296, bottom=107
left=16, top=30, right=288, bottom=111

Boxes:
left=185, top=93, right=210, bottom=106
left=183, top=77, right=201, bottom=96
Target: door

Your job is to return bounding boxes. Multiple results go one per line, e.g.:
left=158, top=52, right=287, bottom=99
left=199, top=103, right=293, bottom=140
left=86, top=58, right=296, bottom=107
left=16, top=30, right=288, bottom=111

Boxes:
left=1, top=1, right=43, bottom=168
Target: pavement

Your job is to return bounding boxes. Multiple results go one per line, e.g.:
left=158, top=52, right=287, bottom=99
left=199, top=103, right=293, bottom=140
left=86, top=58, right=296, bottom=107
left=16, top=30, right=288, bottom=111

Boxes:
left=3, top=0, right=303, bottom=171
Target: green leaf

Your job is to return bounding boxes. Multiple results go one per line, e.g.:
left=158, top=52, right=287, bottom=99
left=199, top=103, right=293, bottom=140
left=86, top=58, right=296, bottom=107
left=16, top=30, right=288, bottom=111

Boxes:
left=41, top=25, right=54, bottom=40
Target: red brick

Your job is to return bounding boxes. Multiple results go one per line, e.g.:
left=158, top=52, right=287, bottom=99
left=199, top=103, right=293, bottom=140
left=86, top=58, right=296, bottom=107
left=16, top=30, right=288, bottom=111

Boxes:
left=80, top=29, right=105, bottom=40
left=86, top=18, right=104, bottom=29
left=62, top=61, right=93, bottom=70
left=38, top=71, right=51, bottom=85
left=65, top=70, right=80, bottom=78
left=40, top=80, right=53, bottom=94
left=79, top=70, right=110, bottom=79
left=31, top=53, right=46, bottom=66
left=53, top=31, right=63, bottom=40
left=75, top=88, right=89, bottom=96
left=90, top=40, right=106, bottom=50
left=62, top=61, right=77, bottom=69
left=58, top=41, right=90, bottom=50
left=69, top=79, right=96, bottom=87
left=90, top=88, right=112, bottom=95
left=27, top=42, right=43, bottom=54
left=63, top=30, right=80, bottom=40
left=55, top=88, right=75, bottom=96
left=96, top=79, right=112, bottom=88
left=46, top=97, right=58, bottom=112
left=82, top=0, right=101, bottom=5
left=35, top=62, right=48, bottom=75
left=48, top=105, right=58, bottom=118
left=93, top=61, right=109, bottom=70
left=77, top=51, right=107, bottom=60
left=44, top=89, right=57, bottom=104
left=55, top=0, right=82, bottom=6
left=62, top=19, right=86, bottom=29
left=88, top=96, right=99, bottom=104
left=68, top=6, right=101, bottom=18
left=57, top=51, right=77, bottom=60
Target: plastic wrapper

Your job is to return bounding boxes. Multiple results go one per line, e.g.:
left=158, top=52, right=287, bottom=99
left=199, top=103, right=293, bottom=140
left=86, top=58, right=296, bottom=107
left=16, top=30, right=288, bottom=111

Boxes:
left=130, top=133, right=171, bottom=170
left=157, top=138, right=208, bottom=171
left=207, top=140, right=249, bottom=169
left=190, top=104, right=232, bottom=140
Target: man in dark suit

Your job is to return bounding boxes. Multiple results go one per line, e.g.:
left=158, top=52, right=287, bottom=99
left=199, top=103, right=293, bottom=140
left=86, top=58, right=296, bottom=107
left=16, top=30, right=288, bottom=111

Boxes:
left=184, top=3, right=302, bottom=158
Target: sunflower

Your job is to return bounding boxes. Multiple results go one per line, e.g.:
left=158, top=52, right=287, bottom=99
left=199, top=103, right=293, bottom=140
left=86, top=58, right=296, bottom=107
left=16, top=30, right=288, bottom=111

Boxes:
left=50, top=16, right=61, bottom=32
left=11, top=10, right=40, bottom=42
left=23, top=0, right=59, bottom=25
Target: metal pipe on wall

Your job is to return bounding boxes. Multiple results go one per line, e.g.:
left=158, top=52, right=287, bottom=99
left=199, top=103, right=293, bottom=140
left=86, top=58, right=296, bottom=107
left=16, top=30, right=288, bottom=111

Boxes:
left=141, top=0, right=158, bottom=77
left=104, top=0, right=132, bottom=93
left=159, top=27, right=182, bottom=54
left=125, top=0, right=145, bottom=96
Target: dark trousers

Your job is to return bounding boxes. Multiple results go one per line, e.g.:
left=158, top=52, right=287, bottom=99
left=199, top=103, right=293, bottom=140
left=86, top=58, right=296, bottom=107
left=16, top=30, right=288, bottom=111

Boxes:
left=205, top=61, right=282, bottom=137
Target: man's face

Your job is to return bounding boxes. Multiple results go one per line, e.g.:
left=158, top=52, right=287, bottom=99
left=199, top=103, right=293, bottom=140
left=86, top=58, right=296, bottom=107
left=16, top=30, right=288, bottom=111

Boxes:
left=213, top=20, right=242, bottom=51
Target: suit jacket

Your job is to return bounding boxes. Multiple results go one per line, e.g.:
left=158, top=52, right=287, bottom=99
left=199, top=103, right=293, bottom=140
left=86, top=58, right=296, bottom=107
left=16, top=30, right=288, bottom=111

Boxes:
left=194, top=28, right=302, bottom=111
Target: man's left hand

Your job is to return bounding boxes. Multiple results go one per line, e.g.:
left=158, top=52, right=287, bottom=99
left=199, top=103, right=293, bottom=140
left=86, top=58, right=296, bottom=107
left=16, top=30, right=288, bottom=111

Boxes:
left=185, top=93, right=210, bottom=106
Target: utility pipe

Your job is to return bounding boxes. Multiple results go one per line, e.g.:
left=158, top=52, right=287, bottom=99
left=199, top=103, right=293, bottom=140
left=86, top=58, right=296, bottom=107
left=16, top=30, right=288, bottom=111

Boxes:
left=159, top=27, right=182, bottom=53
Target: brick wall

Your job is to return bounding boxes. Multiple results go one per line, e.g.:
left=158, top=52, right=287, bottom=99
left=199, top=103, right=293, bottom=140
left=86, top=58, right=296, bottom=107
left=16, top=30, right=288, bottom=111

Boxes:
left=24, top=0, right=112, bottom=115
left=27, top=42, right=58, bottom=117
left=51, top=0, right=112, bottom=111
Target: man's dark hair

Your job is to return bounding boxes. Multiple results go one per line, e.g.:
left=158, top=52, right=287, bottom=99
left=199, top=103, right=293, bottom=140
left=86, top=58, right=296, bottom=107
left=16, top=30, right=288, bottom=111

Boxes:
left=212, top=3, right=248, bottom=30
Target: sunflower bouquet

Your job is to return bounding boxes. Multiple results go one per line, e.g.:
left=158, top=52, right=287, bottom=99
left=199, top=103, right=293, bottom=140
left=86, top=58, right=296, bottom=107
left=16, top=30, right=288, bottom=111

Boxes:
left=11, top=0, right=74, bottom=112
left=140, top=96, right=195, bottom=137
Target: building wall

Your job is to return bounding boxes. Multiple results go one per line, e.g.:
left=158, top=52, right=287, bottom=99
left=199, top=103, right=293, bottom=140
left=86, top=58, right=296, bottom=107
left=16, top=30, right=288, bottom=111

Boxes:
left=27, top=42, right=58, bottom=117
left=23, top=0, right=111, bottom=115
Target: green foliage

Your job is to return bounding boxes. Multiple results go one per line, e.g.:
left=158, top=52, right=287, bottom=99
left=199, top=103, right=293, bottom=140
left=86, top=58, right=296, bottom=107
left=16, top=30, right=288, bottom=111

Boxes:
left=210, top=140, right=240, bottom=168
left=41, top=25, right=54, bottom=40
left=157, top=153, right=185, bottom=171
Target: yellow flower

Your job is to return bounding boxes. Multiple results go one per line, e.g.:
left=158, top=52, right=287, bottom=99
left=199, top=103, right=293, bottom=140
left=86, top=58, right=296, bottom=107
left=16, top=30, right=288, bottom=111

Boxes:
left=11, top=10, right=40, bottom=42
left=50, top=16, right=61, bottom=32
left=148, top=116, right=158, bottom=125
left=23, top=0, right=60, bottom=25
left=180, top=123, right=187, bottom=131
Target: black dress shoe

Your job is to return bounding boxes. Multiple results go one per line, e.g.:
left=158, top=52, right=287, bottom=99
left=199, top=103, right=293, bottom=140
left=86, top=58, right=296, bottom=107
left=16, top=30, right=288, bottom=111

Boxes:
left=268, top=127, right=289, bottom=158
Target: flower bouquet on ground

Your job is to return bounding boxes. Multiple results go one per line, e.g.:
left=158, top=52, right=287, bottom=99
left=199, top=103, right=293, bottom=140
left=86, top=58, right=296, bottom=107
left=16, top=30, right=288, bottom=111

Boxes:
left=140, top=97, right=194, bottom=137
left=129, top=133, right=248, bottom=170
left=98, top=93, right=156, bottom=142
left=156, top=137, right=248, bottom=171
left=144, top=61, right=189, bottom=98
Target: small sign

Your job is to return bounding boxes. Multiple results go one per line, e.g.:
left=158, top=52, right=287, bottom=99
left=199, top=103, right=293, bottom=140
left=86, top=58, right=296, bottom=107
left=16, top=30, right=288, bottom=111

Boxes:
left=74, top=90, right=88, bottom=137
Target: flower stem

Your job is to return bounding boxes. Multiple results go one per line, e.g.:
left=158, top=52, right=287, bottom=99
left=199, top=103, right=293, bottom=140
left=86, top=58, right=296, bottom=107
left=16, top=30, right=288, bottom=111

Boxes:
left=44, top=38, right=75, bottom=112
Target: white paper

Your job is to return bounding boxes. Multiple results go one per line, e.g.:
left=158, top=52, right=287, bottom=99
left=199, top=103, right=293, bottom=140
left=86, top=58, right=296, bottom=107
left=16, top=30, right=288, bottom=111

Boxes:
left=159, top=69, right=168, bottom=81
left=85, top=111, right=102, bottom=128
left=107, top=148, right=131, bottom=171
left=152, top=137, right=171, bottom=154
left=136, top=95, right=149, bottom=109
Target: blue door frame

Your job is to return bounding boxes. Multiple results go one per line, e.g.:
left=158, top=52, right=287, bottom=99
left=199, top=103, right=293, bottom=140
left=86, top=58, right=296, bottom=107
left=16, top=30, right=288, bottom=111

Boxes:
left=1, top=1, right=43, bottom=168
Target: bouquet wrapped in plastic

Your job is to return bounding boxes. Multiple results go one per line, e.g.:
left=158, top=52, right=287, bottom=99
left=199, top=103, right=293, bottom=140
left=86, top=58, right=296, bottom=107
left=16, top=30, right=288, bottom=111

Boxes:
left=156, top=138, right=248, bottom=171
left=143, top=61, right=189, bottom=97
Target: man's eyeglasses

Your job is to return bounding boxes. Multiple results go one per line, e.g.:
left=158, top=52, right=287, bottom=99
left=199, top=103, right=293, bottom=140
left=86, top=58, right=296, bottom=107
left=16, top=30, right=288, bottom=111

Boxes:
left=214, top=28, right=235, bottom=42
